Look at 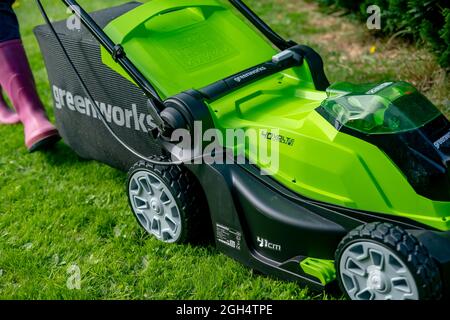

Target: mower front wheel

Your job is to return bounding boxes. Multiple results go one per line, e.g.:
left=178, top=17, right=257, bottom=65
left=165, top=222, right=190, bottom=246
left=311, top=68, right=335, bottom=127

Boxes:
left=127, top=159, right=206, bottom=244
left=335, top=222, right=442, bottom=300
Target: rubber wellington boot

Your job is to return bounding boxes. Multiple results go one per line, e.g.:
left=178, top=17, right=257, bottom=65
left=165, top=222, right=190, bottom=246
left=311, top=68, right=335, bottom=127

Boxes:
left=0, top=39, right=60, bottom=152
left=0, top=87, right=20, bottom=124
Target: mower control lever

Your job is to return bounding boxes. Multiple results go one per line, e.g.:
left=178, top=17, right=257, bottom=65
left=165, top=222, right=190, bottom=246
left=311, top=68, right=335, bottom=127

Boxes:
left=272, top=50, right=302, bottom=65
left=147, top=99, right=180, bottom=139
left=198, top=46, right=304, bottom=101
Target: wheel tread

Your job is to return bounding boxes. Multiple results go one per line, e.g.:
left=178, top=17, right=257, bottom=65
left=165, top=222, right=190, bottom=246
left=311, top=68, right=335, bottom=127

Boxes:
left=336, top=222, right=442, bottom=300
left=127, top=158, right=209, bottom=244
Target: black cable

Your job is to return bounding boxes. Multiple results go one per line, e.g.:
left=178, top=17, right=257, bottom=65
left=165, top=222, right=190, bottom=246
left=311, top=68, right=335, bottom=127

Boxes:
left=35, top=0, right=181, bottom=166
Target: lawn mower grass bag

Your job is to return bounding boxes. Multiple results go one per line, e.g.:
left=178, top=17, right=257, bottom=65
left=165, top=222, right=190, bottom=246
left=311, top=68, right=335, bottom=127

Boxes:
left=34, top=2, right=163, bottom=170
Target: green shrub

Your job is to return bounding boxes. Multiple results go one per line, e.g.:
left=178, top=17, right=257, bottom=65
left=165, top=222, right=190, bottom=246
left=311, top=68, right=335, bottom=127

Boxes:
left=314, top=0, right=450, bottom=67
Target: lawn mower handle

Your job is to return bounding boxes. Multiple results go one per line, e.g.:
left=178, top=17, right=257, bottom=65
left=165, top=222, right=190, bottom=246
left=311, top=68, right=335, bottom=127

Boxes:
left=57, top=0, right=292, bottom=128
left=57, top=0, right=291, bottom=128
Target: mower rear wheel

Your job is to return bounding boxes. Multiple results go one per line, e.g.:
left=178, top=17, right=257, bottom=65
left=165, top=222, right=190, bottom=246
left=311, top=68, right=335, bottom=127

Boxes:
left=335, top=222, right=442, bottom=300
left=127, top=159, right=206, bottom=244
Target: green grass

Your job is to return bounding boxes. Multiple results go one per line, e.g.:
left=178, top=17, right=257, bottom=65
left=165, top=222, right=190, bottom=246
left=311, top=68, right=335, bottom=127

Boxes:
left=0, top=0, right=448, bottom=300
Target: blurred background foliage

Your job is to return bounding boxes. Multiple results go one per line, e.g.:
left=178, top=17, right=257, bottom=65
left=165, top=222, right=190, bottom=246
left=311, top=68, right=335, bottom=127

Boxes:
left=314, top=0, right=450, bottom=67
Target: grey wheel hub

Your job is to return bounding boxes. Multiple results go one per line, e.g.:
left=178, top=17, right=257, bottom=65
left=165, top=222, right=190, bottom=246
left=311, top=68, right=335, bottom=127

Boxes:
left=150, top=198, right=164, bottom=215
left=366, top=267, right=387, bottom=291
left=129, top=170, right=182, bottom=243
left=339, top=241, right=419, bottom=300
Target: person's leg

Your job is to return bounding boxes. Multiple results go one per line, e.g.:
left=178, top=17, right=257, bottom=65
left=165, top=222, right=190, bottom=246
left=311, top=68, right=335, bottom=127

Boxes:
left=0, top=86, right=20, bottom=124
left=0, top=1, right=60, bottom=152
left=0, top=0, right=20, bottom=43
left=0, top=1, right=21, bottom=124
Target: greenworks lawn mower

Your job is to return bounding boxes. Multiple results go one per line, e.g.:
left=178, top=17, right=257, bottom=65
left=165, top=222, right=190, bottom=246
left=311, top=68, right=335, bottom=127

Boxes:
left=34, top=0, right=450, bottom=300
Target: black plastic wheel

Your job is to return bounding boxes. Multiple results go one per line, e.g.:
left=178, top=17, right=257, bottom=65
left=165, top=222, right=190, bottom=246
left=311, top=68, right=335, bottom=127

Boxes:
left=127, top=158, right=209, bottom=244
left=335, top=222, right=442, bottom=300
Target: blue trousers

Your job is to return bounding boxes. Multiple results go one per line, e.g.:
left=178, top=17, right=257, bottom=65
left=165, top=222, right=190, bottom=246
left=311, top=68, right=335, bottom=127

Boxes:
left=0, top=0, right=20, bottom=42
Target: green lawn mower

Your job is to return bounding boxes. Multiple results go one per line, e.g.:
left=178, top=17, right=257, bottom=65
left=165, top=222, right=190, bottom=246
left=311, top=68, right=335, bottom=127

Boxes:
left=35, top=0, right=450, bottom=300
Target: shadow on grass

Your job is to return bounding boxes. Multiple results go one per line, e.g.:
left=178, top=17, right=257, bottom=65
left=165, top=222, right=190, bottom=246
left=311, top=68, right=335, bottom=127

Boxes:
left=41, top=141, right=128, bottom=182
left=40, top=141, right=91, bottom=167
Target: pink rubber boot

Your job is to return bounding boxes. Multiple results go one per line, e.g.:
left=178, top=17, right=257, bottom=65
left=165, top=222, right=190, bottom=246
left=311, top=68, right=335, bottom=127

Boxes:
left=0, top=86, right=20, bottom=124
left=0, top=39, right=60, bottom=152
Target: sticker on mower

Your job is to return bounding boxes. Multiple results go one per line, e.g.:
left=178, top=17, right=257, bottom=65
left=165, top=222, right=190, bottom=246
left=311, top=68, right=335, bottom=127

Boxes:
left=257, top=237, right=281, bottom=251
left=434, top=130, right=450, bottom=150
left=216, top=224, right=242, bottom=250
left=261, top=131, right=295, bottom=146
